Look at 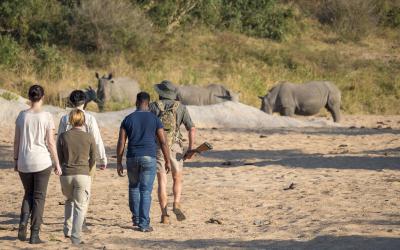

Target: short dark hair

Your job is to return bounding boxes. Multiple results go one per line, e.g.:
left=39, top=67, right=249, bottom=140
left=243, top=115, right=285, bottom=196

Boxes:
left=28, top=85, right=44, bottom=102
left=136, top=92, right=150, bottom=104
left=69, top=90, right=86, bottom=107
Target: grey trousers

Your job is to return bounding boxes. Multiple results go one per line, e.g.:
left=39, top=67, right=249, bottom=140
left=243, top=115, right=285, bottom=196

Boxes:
left=60, top=175, right=91, bottom=241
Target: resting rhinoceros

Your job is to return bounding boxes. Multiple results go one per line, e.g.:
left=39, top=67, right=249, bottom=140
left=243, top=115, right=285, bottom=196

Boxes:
left=94, top=72, right=140, bottom=112
left=259, top=81, right=341, bottom=122
left=176, top=84, right=239, bottom=106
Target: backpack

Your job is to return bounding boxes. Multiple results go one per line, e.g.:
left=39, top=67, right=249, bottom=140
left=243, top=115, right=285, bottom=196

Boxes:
left=156, top=101, right=180, bottom=147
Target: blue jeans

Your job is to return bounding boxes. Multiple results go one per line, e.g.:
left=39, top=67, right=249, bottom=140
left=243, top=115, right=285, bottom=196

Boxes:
left=127, top=156, right=156, bottom=229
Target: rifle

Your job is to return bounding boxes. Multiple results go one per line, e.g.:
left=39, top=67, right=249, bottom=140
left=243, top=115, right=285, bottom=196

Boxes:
left=183, top=142, right=213, bottom=161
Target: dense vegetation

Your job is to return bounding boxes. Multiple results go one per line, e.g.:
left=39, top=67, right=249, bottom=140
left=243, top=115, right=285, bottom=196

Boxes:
left=0, top=0, right=399, bottom=113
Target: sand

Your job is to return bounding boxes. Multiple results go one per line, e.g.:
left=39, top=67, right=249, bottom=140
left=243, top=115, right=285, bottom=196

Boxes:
left=0, top=100, right=399, bottom=249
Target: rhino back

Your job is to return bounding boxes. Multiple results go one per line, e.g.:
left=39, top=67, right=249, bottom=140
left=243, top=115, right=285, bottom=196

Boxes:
left=108, top=78, right=140, bottom=102
left=178, top=86, right=213, bottom=105
left=291, top=81, right=332, bottom=114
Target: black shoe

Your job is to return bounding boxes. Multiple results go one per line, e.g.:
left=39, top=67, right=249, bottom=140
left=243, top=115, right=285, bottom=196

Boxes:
left=29, top=229, right=44, bottom=244
left=173, top=203, right=186, bottom=221
left=18, top=213, right=29, bottom=241
left=137, top=227, right=153, bottom=233
left=18, top=224, right=28, bottom=241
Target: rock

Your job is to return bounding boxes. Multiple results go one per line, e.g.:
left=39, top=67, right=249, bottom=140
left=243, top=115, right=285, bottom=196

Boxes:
left=338, top=144, right=348, bottom=148
left=283, top=182, right=295, bottom=190
left=259, top=135, right=267, bottom=138
left=253, top=219, right=271, bottom=227
left=206, top=218, right=223, bottom=225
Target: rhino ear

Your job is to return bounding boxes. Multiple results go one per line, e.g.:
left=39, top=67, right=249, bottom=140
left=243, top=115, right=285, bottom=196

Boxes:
left=108, top=73, right=113, bottom=80
left=95, top=72, right=99, bottom=79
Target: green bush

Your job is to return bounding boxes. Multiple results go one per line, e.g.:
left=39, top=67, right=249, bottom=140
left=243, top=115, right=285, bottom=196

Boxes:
left=68, top=0, right=153, bottom=53
left=34, top=44, right=65, bottom=80
left=0, top=91, right=18, bottom=101
left=0, top=0, right=65, bottom=45
left=219, top=0, right=294, bottom=41
left=0, top=36, right=22, bottom=69
left=316, top=0, right=379, bottom=41
left=136, top=0, right=294, bottom=40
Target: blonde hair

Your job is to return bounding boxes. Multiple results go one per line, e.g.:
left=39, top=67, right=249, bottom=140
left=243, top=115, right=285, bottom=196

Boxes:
left=69, top=109, right=85, bottom=127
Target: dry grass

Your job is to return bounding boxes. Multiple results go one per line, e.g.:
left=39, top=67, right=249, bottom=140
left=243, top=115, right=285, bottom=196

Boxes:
left=0, top=24, right=399, bottom=114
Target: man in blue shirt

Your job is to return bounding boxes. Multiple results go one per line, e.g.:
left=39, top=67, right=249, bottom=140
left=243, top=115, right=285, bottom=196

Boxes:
left=116, top=92, right=171, bottom=232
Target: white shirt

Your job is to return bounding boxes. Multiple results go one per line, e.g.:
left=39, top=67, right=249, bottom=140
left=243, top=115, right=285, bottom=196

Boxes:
left=16, top=110, right=54, bottom=173
left=58, top=109, right=107, bottom=165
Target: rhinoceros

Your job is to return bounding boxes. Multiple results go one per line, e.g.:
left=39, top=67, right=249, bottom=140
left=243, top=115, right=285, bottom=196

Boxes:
left=259, top=81, right=341, bottom=122
left=58, top=87, right=97, bottom=108
left=176, top=84, right=239, bottom=106
left=94, top=72, right=140, bottom=112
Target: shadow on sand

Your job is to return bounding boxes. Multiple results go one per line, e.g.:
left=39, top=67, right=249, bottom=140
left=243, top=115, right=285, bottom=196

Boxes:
left=185, top=149, right=400, bottom=170
left=108, top=235, right=400, bottom=250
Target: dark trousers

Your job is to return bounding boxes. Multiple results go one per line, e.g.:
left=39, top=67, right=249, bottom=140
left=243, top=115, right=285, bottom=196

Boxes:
left=18, top=167, right=52, bottom=230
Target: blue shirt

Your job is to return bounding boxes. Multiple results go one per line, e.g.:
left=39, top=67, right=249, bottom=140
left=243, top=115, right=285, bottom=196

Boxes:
left=121, top=110, right=163, bottom=158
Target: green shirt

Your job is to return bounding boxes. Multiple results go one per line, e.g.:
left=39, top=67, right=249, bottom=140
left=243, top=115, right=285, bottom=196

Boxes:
left=57, top=129, right=96, bottom=176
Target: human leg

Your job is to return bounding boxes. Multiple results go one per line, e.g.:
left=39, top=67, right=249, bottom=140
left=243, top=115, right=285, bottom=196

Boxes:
left=170, top=144, right=186, bottom=221
left=30, top=167, right=51, bottom=244
left=71, top=175, right=91, bottom=245
left=127, top=158, right=140, bottom=226
left=60, top=175, right=74, bottom=237
left=138, top=156, right=157, bottom=230
left=82, top=163, right=95, bottom=232
left=156, top=148, right=169, bottom=223
left=18, top=171, right=34, bottom=241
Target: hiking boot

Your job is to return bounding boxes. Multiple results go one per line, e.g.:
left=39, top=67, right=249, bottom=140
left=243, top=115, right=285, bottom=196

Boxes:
left=17, top=213, right=29, bottom=241
left=173, top=202, right=186, bottom=221
left=71, top=237, right=84, bottom=245
left=29, top=228, right=44, bottom=244
left=161, top=214, right=170, bottom=224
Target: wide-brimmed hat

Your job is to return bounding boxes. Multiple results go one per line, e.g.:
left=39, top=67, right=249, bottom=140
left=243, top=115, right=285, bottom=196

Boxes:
left=154, top=80, right=178, bottom=100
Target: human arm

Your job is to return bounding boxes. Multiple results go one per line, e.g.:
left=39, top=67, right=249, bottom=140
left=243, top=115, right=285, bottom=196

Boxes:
left=89, top=117, right=107, bottom=169
left=180, top=105, right=196, bottom=160
left=47, top=127, right=62, bottom=176
left=89, top=136, right=97, bottom=170
left=56, top=134, right=64, bottom=167
left=183, top=127, right=196, bottom=160
left=156, top=128, right=171, bottom=173
left=13, top=124, right=20, bottom=172
left=57, top=115, right=67, bottom=137
left=116, top=127, right=127, bottom=177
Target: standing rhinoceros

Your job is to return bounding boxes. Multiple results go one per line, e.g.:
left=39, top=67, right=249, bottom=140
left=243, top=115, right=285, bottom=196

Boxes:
left=94, top=72, right=140, bottom=112
left=58, top=87, right=97, bottom=108
left=176, top=84, right=239, bottom=106
left=259, top=81, right=341, bottom=122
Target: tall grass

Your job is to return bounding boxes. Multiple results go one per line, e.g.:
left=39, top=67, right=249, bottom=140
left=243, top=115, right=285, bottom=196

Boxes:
left=0, top=25, right=399, bottom=114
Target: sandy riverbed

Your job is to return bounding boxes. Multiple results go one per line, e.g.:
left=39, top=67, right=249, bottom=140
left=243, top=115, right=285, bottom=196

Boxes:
left=0, top=115, right=399, bottom=249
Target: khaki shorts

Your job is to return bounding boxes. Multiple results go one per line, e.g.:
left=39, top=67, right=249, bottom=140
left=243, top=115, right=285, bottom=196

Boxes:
left=157, top=143, right=184, bottom=174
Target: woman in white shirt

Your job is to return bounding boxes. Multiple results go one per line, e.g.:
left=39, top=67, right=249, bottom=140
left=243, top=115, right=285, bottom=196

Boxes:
left=13, top=85, right=62, bottom=244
